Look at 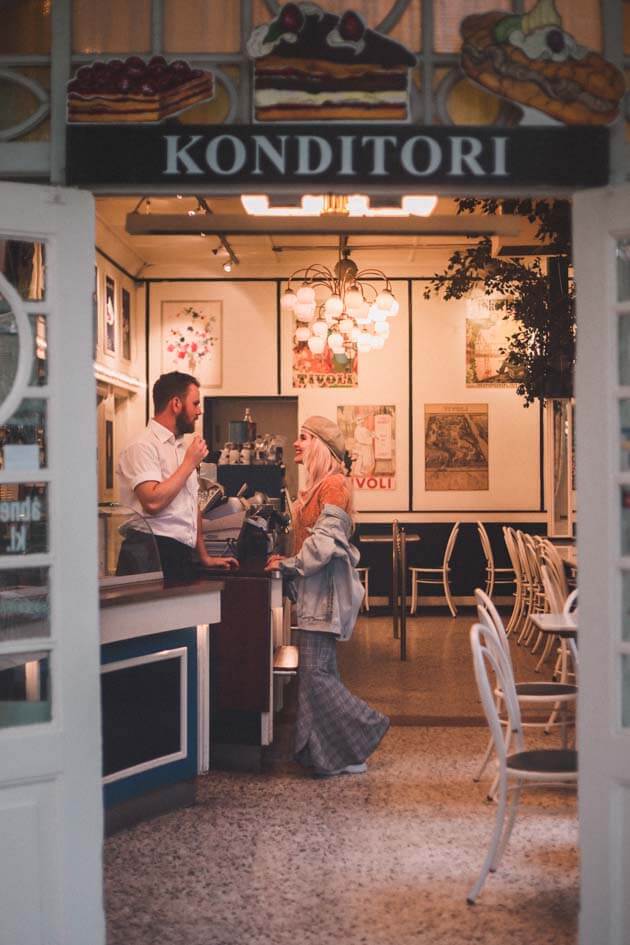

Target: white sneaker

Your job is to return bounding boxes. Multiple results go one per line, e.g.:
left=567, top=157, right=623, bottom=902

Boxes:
left=315, top=762, right=367, bottom=777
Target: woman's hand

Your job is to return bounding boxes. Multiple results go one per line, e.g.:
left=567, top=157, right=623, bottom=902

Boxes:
left=265, top=554, right=284, bottom=572
left=201, top=555, right=239, bottom=570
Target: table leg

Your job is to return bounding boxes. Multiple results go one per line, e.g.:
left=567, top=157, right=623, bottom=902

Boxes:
left=400, top=529, right=407, bottom=661
left=392, top=521, right=399, bottom=640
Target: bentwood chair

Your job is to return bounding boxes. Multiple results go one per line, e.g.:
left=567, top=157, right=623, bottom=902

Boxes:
left=356, top=566, right=370, bottom=613
left=409, top=522, right=460, bottom=617
left=467, top=621, right=577, bottom=904
left=477, top=522, right=515, bottom=600
left=473, top=588, right=577, bottom=790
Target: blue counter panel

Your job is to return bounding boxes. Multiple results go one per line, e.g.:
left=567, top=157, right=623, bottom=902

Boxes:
left=101, top=628, right=198, bottom=808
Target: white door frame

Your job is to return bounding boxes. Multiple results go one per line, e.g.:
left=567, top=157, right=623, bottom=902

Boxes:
left=0, top=182, right=104, bottom=944
left=574, top=185, right=630, bottom=945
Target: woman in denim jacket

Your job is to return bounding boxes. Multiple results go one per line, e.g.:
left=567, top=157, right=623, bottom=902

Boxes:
left=266, top=416, right=389, bottom=777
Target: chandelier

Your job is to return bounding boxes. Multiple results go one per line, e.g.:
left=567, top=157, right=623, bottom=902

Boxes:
left=280, top=246, right=399, bottom=356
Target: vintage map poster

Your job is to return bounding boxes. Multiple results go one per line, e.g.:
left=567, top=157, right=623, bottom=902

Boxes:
left=465, top=299, right=524, bottom=387
left=337, top=405, right=396, bottom=489
left=425, top=404, right=489, bottom=491
left=292, top=341, right=358, bottom=388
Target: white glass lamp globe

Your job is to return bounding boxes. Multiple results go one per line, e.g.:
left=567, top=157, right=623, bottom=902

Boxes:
left=339, top=317, right=355, bottom=335
left=369, top=303, right=388, bottom=323
left=328, top=330, right=343, bottom=349
left=307, top=335, right=326, bottom=354
left=281, top=289, right=298, bottom=310
left=345, top=286, right=363, bottom=309
left=295, top=301, right=316, bottom=322
left=324, top=294, right=344, bottom=317
left=375, top=319, right=390, bottom=336
left=371, top=335, right=386, bottom=350
left=357, top=330, right=372, bottom=352
left=295, top=325, right=311, bottom=342
left=375, top=290, right=394, bottom=311
left=297, top=284, right=316, bottom=304
left=323, top=308, right=337, bottom=326
left=311, top=319, right=328, bottom=338
left=387, top=298, right=400, bottom=317
left=351, top=326, right=361, bottom=342
left=357, top=300, right=370, bottom=319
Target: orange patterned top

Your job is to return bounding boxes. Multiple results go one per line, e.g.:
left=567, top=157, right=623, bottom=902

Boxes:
left=292, top=473, right=352, bottom=555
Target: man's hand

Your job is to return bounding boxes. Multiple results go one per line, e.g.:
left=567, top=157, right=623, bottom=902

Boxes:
left=201, top=555, right=239, bottom=570
left=264, top=554, right=284, bottom=572
left=184, top=434, right=208, bottom=471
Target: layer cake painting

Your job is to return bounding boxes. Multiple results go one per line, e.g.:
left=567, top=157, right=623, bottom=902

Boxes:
left=66, top=56, right=214, bottom=124
left=460, top=0, right=624, bottom=125
left=247, top=2, right=416, bottom=122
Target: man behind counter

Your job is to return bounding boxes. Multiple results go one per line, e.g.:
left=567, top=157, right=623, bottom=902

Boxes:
left=117, top=370, right=238, bottom=582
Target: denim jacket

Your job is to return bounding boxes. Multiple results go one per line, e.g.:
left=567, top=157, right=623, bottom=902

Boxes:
left=280, top=504, right=364, bottom=641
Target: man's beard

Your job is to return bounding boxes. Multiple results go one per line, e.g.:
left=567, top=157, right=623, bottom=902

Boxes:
left=175, top=413, right=195, bottom=437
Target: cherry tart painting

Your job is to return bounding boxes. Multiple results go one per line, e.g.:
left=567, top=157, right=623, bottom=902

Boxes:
left=247, top=2, right=417, bottom=122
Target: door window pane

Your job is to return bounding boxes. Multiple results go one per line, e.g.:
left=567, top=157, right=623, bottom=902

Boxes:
left=0, top=301, right=19, bottom=409
left=0, top=0, right=51, bottom=54
left=0, top=399, right=47, bottom=471
left=29, top=314, right=47, bottom=386
left=0, top=567, right=49, bottom=642
left=619, top=314, right=630, bottom=384
left=622, top=486, right=630, bottom=556
left=622, top=572, right=630, bottom=642
left=621, top=400, right=630, bottom=471
left=435, top=0, right=510, bottom=52
left=623, top=654, right=630, bottom=728
left=0, top=483, right=48, bottom=557
left=0, top=652, right=50, bottom=728
left=0, top=239, right=46, bottom=300
left=617, top=240, right=630, bottom=304
left=164, top=1, right=240, bottom=53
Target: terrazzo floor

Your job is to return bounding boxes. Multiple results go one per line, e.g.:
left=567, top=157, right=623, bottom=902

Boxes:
left=104, top=612, right=579, bottom=945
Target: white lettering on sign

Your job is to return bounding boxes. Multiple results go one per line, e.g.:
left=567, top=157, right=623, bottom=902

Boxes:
left=162, top=133, right=512, bottom=179
left=296, top=136, right=333, bottom=176
left=0, top=496, right=42, bottom=523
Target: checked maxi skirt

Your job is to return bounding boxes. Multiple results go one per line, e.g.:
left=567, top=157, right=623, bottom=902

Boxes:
left=293, top=629, right=390, bottom=773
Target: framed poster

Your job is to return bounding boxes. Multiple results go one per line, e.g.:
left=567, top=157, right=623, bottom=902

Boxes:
left=93, top=265, right=99, bottom=357
left=162, top=301, right=222, bottom=387
left=104, top=274, right=116, bottom=354
left=121, top=286, right=131, bottom=361
left=292, top=340, right=358, bottom=389
left=337, top=405, right=396, bottom=489
left=425, top=404, right=489, bottom=491
left=465, top=298, right=524, bottom=387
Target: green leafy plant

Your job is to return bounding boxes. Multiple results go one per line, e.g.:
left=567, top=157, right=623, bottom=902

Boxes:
left=424, top=199, right=574, bottom=406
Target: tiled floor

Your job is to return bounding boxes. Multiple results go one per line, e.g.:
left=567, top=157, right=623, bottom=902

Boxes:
left=104, top=611, right=579, bottom=945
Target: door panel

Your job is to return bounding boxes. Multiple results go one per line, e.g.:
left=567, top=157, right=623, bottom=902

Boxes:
left=0, top=183, right=104, bottom=944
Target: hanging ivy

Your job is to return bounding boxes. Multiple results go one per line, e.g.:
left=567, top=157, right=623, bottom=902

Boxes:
left=424, top=199, right=575, bottom=407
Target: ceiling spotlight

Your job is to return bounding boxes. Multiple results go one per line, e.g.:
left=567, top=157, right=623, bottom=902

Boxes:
left=223, top=261, right=232, bottom=273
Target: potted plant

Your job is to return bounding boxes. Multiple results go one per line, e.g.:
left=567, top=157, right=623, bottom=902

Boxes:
left=424, top=199, right=575, bottom=406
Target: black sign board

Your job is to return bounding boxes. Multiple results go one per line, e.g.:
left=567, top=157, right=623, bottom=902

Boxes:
left=67, top=123, right=608, bottom=189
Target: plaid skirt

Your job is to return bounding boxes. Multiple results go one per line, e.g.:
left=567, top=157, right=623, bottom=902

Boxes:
left=293, top=629, right=390, bottom=773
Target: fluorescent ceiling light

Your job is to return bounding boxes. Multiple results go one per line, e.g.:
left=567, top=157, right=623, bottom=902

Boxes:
left=241, top=194, right=437, bottom=218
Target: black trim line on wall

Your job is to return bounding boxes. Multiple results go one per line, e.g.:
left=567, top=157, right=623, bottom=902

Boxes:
left=539, top=399, right=545, bottom=511
left=145, top=283, right=151, bottom=424
left=408, top=278, right=413, bottom=513
left=276, top=280, right=282, bottom=395
left=96, top=246, right=140, bottom=283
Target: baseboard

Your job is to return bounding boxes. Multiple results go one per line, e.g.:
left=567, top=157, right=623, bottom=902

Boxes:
left=104, top=780, right=196, bottom=836
left=212, top=743, right=263, bottom=772
left=367, top=595, right=513, bottom=608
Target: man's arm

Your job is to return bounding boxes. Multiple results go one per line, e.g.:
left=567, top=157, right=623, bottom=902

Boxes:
left=134, top=434, right=208, bottom=515
left=196, top=509, right=239, bottom=570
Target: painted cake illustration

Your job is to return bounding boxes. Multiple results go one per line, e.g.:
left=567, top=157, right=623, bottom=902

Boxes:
left=460, top=0, right=624, bottom=125
left=67, top=56, right=214, bottom=123
left=247, top=2, right=416, bottom=122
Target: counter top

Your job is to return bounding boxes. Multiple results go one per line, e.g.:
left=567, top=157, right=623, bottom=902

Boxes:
left=100, top=577, right=225, bottom=609
left=199, top=559, right=281, bottom=580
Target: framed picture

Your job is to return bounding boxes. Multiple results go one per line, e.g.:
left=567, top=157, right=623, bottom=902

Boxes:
left=425, top=404, right=489, bottom=491
left=121, top=286, right=131, bottom=361
left=104, top=275, right=116, bottom=355
left=465, top=297, right=524, bottom=387
left=337, top=405, right=396, bottom=489
left=161, top=300, right=222, bottom=387
left=93, top=265, right=99, bottom=357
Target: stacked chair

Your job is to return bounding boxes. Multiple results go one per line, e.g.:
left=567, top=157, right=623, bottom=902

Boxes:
left=409, top=522, right=460, bottom=617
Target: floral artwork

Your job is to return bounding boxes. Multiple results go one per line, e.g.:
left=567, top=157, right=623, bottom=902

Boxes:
left=161, top=301, right=222, bottom=386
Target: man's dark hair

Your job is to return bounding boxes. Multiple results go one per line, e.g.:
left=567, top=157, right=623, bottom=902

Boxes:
left=153, top=371, right=200, bottom=413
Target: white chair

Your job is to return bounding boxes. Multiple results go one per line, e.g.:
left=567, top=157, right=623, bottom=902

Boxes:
left=409, top=522, right=460, bottom=617
left=473, top=588, right=577, bottom=790
left=467, top=621, right=577, bottom=905
left=502, top=526, right=525, bottom=636
left=356, top=566, right=370, bottom=613
left=477, top=522, right=515, bottom=599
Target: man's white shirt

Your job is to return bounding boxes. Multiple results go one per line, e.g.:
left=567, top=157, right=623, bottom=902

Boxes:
left=117, top=418, right=199, bottom=547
